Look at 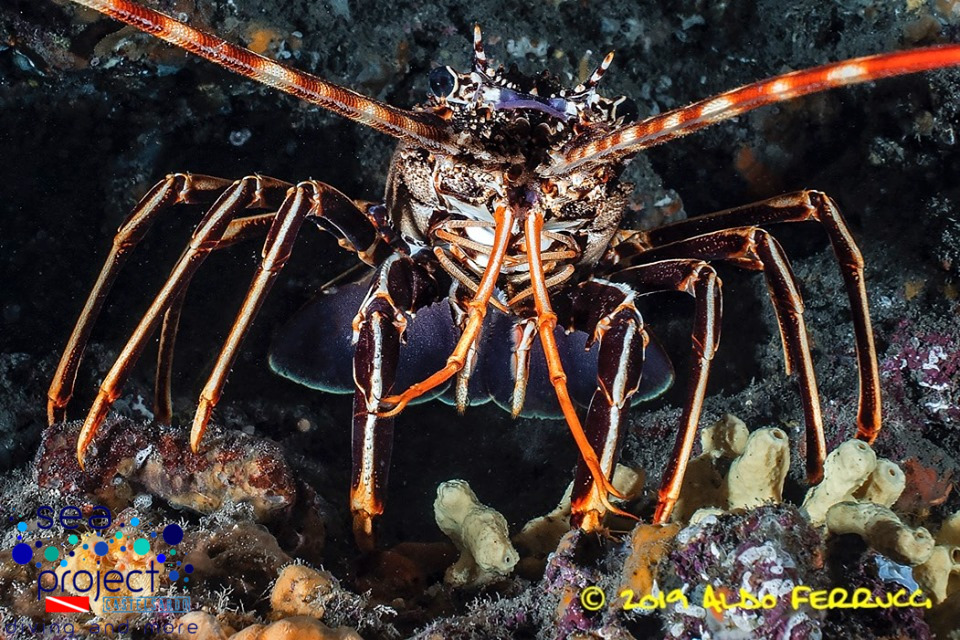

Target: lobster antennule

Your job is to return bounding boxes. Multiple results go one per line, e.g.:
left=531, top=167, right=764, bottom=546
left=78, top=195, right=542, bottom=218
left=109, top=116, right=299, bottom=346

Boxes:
left=548, top=43, right=960, bottom=175
left=473, top=24, right=488, bottom=74
left=66, top=0, right=457, bottom=154
left=573, top=51, right=615, bottom=94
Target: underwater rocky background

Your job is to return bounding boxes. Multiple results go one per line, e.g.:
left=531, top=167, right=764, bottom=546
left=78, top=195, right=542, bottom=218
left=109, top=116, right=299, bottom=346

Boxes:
left=1, top=0, right=960, bottom=638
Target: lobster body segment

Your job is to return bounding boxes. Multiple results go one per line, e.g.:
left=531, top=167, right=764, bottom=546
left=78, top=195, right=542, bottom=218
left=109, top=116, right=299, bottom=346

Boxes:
left=267, top=273, right=675, bottom=417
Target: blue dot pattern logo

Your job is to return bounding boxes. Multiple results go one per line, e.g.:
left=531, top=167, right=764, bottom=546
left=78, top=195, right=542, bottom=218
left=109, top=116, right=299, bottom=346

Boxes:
left=7, top=509, right=193, bottom=584
left=12, top=543, right=32, bottom=564
left=162, top=524, right=184, bottom=546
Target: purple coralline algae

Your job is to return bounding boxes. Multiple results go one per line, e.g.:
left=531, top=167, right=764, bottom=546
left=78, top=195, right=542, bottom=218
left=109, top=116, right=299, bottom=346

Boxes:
left=881, top=314, right=960, bottom=432
left=661, top=505, right=825, bottom=639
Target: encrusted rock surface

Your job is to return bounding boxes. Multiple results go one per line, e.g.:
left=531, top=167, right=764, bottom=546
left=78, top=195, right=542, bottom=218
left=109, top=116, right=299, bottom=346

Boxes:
left=36, top=418, right=298, bottom=521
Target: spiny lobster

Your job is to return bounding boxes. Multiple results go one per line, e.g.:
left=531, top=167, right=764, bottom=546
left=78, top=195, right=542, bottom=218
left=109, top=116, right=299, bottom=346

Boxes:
left=46, top=0, right=960, bottom=549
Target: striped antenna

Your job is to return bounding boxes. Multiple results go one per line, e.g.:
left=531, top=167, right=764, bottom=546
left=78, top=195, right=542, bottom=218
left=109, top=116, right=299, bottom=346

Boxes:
left=473, top=24, right=488, bottom=74
left=547, top=44, right=960, bottom=176
left=574, top=51, right=615, bottom=93
left=67, top=0, right=457, bottom=154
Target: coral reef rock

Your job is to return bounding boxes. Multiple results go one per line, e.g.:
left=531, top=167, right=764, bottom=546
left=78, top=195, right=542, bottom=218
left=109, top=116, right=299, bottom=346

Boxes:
left=36, top=418, right=297, bottom=521
left=663, top=505, right=825, bottom=639
left=232, top=616, right=363, bottom=640
left=270, top=563, right=337, bottom=620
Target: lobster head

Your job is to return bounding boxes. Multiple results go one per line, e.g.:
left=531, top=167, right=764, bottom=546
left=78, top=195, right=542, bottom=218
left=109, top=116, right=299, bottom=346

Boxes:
left=420, top=27, right=638, bottom=171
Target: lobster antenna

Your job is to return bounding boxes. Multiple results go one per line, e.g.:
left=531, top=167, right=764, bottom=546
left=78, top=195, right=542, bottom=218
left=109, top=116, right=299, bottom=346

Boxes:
left=67, top=0, right=457, bottom=154
left=547, top=44, right=960, bottom=175
left=573, top=51, right=615, bottom=94
left=473, top=24, right=488, bottom=74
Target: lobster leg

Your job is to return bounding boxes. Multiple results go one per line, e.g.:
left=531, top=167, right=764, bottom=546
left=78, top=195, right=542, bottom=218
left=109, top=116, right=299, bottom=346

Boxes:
left=154, top=288, right=188, bottom=425
left=524, top=211, right=630, bottom=519
left=47, top=173, right=286, bottom=425
left=155, top=212, right=277, bottom=423
left=622, top=226, right=827, bottom=485
left=553, top=279, right=650, bottom=530
left=609, top=191, right=880, bottom=444
left=379, top=205, right=515, bottom=415
left=73, top=178, right=393, bottom=468
left=605, top=260, right=722, bottom=524
left=72, top=176, right=290, bottom=467
left=351, top=254, right=440, bottom=549
left=508, top=318, right=538, bottom=417
left=189, top=182, right=394, bottom=450
left=189, top=185, right=309, bottom=449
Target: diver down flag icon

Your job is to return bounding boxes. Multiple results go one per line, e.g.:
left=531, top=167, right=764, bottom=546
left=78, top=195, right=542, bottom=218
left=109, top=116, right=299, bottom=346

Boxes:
left=45, top=596, right=90, bottom=613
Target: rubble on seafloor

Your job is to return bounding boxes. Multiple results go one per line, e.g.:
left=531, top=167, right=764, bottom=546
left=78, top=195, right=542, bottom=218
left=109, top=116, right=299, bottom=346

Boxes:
left=0, top=415, right=957, bottom=639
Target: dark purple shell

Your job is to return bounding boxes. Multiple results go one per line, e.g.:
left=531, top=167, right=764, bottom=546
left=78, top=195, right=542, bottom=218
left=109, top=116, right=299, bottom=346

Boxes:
left=269, top=276, right=673, bottom=418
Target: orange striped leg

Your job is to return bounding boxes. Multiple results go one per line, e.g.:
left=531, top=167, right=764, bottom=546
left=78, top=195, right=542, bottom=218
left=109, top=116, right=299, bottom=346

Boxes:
left=350, top=254, right=441, bottom=549
left=75, top=176, right=290, bottom=468
left=154, top=288, right=186, bottom=426
left=607, top=260, right=722, bottom=524
left=189, top=183, right=332, bottom=451
left=351, top=263, right=403, bottom=549
left=640, top=191, right=880, bottom=443
left=449, top=295, right=482, bottom=414
left=187, top=185, right=395, bottom=451
left=378, top=206, right=515, bottom=416
left=154, top=212, right=277, bottom=424
left=509, top=318, right=538, bottom=417
left=47, top=173, right=283, bottom=425
left=524, top=211, right=629, bottom=520
left=628, top=226, right=827, bottom=486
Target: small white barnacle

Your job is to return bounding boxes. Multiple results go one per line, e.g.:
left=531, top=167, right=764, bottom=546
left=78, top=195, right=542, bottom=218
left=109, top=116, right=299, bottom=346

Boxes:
left=134, top=445, right=154, bottom=469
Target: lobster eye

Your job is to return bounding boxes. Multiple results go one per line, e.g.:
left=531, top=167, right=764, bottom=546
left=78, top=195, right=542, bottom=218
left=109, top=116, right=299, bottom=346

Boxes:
left=613, top=97, right=638, bottom=123
left=429, top=66, right=458, bottom=98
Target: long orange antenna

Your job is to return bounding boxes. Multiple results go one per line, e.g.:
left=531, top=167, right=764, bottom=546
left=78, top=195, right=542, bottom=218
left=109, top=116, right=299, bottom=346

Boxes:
left=67, top=0, right=457, bottom=154
left=548, top=44, right=960, bottom=175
